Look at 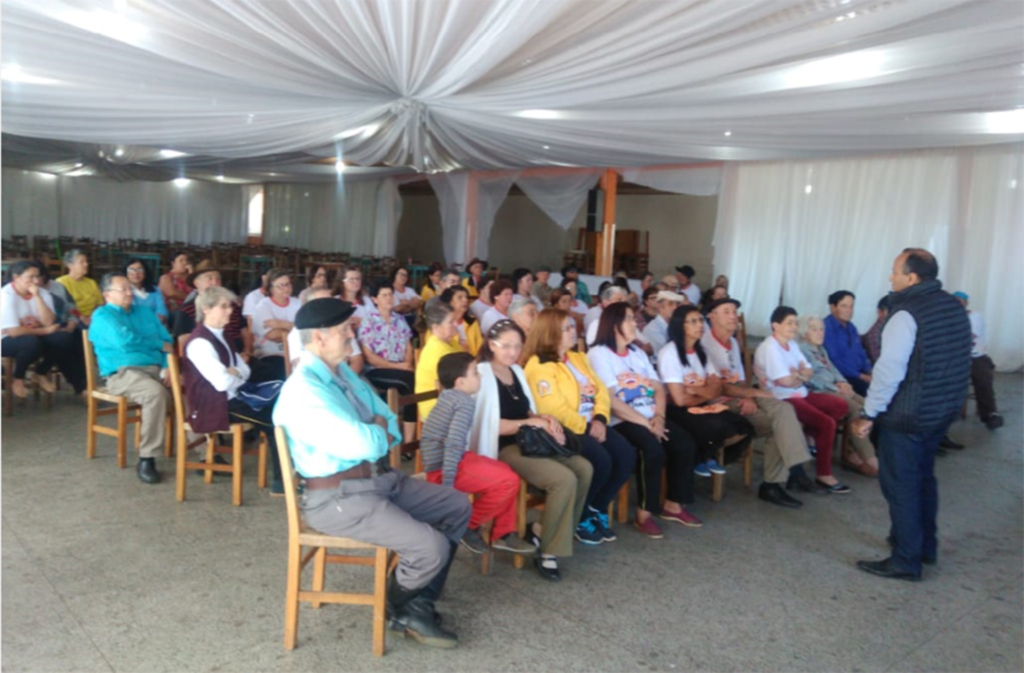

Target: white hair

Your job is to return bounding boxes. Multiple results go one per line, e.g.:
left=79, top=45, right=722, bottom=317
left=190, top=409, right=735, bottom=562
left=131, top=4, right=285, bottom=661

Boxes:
left=799, top=314, right=824, bottom=336
left=196, top=286, right=238, bottom=321
left=509, top=297, right=535, bottom=316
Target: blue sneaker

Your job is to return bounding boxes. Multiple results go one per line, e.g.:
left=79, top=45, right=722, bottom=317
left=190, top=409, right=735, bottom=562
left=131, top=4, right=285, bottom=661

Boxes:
left=693, top=462, right=712, bottom=478
left=574, top=518, right=603, bottom=545
left=706, top=459, right=726, bottom=475
left=588, top=506, right=616, bottom=542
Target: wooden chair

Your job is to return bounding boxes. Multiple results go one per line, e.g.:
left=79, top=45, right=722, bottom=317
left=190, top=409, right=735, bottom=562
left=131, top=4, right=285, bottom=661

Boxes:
left=2, top=357, right=55, bottom=416
left=275, top=427, right=394, bottom=656
left=83, top=329, right=144, bottom=467
left=167, top=352, right=268, bottom=506
left=515, top=480, right=546, bottom=570
left=711, top=440, right=754, bottom=503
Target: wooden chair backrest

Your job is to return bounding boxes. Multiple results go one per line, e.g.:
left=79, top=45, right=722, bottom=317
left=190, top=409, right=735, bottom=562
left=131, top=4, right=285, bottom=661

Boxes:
left=81, top=329, right=99, bottom=393
left=275, top=427, right=302, bottom=545
left=166, top=351, right=188, bottom=433
left=386, top=388, right=439, bottom=468
left=176, top=333, right=190, bottom=358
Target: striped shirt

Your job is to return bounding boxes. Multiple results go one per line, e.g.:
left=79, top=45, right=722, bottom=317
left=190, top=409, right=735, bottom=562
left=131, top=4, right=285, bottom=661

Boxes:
left=419, top=388, right=476, bottom=487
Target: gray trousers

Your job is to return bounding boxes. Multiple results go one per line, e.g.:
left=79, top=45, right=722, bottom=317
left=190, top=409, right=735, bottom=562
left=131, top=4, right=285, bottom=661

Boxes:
left=302, top=471, right=471, bottom=591
left=104, top=365, right=170, bottom=459
left=728, top=397, right=811, bottom=484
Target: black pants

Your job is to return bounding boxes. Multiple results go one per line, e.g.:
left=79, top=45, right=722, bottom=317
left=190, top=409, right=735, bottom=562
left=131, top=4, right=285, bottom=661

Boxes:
left=227, top=397, right=283, bottom=483
left=845, top=375, right=870, bottom=397
left=249, top=356, right=286, bottom=383
left=614, top=419, right=696, bottom=514
left=363, top=367, right=416, bottom=423
left=970, top=355, right=997, bottom=421
left=666, top=406, right=755, bottom=464
left=1, top=330, right=86, bottom=393
left=578, top=427, right=637, bottom=514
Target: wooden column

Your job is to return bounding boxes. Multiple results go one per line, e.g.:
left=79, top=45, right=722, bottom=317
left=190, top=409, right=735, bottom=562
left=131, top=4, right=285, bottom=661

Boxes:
left=594, top=168, right=617, bottom=276
left=464, top=172, right=479, bottom=264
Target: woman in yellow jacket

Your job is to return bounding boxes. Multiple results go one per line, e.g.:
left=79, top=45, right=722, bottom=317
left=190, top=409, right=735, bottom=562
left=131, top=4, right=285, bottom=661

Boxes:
left=523, top=308, right=637, bottom=545
left=415, top=301, right=464, bottom=420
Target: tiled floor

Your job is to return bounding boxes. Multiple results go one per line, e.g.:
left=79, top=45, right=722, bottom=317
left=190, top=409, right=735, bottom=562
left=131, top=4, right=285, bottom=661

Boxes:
left=3, top=375, right=1021, bottom=672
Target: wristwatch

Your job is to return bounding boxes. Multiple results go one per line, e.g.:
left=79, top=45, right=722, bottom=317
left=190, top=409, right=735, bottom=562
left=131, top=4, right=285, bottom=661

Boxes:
left=858, top=410, right=875, bottom=421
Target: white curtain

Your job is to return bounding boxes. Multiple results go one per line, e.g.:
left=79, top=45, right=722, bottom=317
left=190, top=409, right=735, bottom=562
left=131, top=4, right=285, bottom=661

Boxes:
left=619, top=166, right=721, bottom=196
left=1, top=167, right=247, bottom=244
left=714, top=144, right=1023, bottom=371
left=429, top=171, right=518, bottom=264
left=515, top=170, right=602, bottom=230
left=263, top=178, right=400, bottom=256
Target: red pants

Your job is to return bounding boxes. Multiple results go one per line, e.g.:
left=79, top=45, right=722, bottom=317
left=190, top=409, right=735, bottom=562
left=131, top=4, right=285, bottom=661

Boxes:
left=786, top=393, right=848, bottom=478
left=426, top=452, right=521, bottom=541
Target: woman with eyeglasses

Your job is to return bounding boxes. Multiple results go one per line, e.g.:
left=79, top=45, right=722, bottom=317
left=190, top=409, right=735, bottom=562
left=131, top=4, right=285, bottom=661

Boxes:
left=250, top=269, right=298, bottom=381
left=390, top=266, right=423, bottom=330
left=123, top=259, right=168, bottom=324
left=298, top=265, right=333, bottom=304
left=468, top=319, right=593, bottom=581
left=523, top=308, right=636, bottom=546
left=420, top=262, right=445, bottom=302
left=335, top=265, right=370, bottom=327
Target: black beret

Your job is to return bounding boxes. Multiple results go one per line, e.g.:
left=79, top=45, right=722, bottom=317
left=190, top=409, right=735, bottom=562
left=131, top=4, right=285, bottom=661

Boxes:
left=675, top=265, right=696, bottom=277
left=294, top=298, right=356, bottom=330
left=703, top=297, right=741, bottom=315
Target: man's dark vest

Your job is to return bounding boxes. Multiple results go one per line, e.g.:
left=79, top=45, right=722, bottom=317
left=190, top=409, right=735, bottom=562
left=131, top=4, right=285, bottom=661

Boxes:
left=877, top=279, right=971, bottom=434
left=183, top=324, right=234, bottom=434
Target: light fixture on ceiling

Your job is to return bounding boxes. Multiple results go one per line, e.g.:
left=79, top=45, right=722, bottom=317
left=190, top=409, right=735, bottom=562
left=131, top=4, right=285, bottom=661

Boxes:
left=74, top=162, right=83, bottom=168
left=516, top=109, right=562, bottom=120
left=114, top=148, right=124, bottom=157
left=173, top=178, right=190, bottom=187
left=0, top=64, right=61, bottom=85
left=983, top=109, right=1024, bottom=134
left=542, top=145, right=551, bottom=150
left=783, top=50, right=887, bottom=89
left=215, top=174, right=225, bottom=181
left=159, top=149, right=187, bottom=159
left=37, top=172, right=57, bottom=180
left=723, top=130, right=732, bottom=137
left=804, top=184, right=813, bottom=195
left=335, top=160, right=346, bottom=174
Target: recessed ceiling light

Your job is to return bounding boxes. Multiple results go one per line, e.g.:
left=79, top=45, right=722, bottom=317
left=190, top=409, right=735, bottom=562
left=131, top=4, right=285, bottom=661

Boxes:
left=516, top=109, right=562, bottom=120
left=335, top=160, right=346, bottom=174
left=804, top=184, right=813, bottom=195
left=215, top=175, right=224, bottom=181
left=173, top=178, right=190, bottom=187
left=542, top=145, right=551, bottom=150
left=723, top=130, right=732, bottom=137
left=114, top=148, right=124, bottom=157
left=159, top=149, right=187, bottom=159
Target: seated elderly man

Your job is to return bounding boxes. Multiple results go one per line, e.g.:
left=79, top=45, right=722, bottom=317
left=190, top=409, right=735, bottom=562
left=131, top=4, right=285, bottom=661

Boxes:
left=640, top=290, right=686, bottom=357
left=824, top=290, right=873, bottom=396
left=173, top=261, right=251, bottom=357
left=286, top=288, right=364, bottom=374
left=273, top=299, right=471, bottom=648
left=862, top=295, right=890, bottom=365
left=954, top=291, right=1003, bottom=430
left=89, top=273, right=173, bottom=484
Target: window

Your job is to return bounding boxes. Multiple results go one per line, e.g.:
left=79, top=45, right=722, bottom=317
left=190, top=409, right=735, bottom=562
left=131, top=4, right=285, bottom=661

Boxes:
left=247, top=187, right=264, bottom=237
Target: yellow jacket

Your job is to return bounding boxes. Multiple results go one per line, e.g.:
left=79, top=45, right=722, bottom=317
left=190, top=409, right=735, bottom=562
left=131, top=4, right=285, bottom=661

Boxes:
left=420, top=284, right=438, bottom=302
left=461, top=276, right=480, bottom=299
left=423, top=319, right=483, bottom=357
left=524, top=351, right=611, bottom=435
left=415, top=335, right=464, bottom=420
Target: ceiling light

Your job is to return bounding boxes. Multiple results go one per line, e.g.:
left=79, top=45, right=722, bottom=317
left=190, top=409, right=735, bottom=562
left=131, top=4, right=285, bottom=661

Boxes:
left=983, top=109, right=1024, bottom=134
left=114, top=148, right=124, bottom=157
left=723, top=131, right=732, bottom=137
left=0, top=65, right=61, bottom=85
left=516, top=109, right=562, bottom=120
left=542, top=145, right=551, bottom=150
left=783, top=51, right=887, bottom=89
left=74, top=162, right=83, bottom=168
left=173, top=178, right=190, bottom=187
left=335, top=160, right=346, bottom=174
left=804, top=184, right=813, bottom=195
left=215, top=174, right=224, bottom=181
left=159, top=149, right=187, bottom=159
left=37, top=172, right=57, bottom=180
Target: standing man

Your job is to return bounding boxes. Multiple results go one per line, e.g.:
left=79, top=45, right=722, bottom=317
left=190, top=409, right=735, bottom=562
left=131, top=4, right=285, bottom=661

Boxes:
left=823, top=291, right=873, bottom=396
left=852, top=249, right=971, bottom=581
left=953, top=291, right=1003, bottom=430
left=274, top=299, right=471, bottom=647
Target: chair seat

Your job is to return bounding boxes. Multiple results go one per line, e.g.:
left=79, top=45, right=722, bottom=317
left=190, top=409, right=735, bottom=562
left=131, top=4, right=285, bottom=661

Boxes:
left=298, top=523, right=381, bottom=550
left=92, top=388, right=137, bottom=405
left=183, top=421, right=254, bottom=434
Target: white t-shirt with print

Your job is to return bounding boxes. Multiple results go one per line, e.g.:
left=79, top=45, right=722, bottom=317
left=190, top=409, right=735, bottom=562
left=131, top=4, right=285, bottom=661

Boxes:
left=700, top=331, right=745, bottom=383
left=754, top=336, right=810, bottom=400
left=657, top=342, right=718, bottom=386
left=252, top=297, right=300, bottom=358
left=587, top=345, right=659, bottom=426
left=242, top=288, right=266, bottom=318
left=393, top=286, right=419, bottom=305
left=0, top=284, right=55, bottom=340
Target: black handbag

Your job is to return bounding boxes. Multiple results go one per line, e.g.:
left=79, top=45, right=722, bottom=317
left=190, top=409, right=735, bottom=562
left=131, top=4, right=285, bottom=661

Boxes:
left=516, top=423, right=580, bottom=459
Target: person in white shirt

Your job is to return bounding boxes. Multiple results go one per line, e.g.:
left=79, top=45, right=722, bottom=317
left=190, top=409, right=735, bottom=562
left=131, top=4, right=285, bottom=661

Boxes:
left=251, top=269, right=300, bottom=381
left=587, top=302, right=702, bottom=538
left=1, top=260, right=81, bottom=397
left=659, top=305, right=754, bottom=479
left=184, top=286, right=284, bottom=491
left=468, top=279, right=495, bottom=323
left=641, top=290, right=686, bottom=359
left=241, top=270, right=271, bottom=330
left=699, top=297, right=813, bottom=508
left=953, top=291, right=1002, bottom=430
left=335, top=265, right=372, bottom=325
left=754, top=306, right=851, bottom=494
left=287, top=288, right=363, bottom=375
left=390, top=266, right=423, bottom=330
left=480, top=279, right=515, bottom=336
left=559, top=279, right=589, bottom=317
left=674, top=265, right=701, bottom=306
left=512, top=268, right=545, bottom=312
left=584, top=285, right=627, bottom=345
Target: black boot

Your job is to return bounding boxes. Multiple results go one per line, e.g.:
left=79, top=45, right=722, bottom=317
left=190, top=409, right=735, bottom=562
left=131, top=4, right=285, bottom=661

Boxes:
left=386, top=578, right=458, bottom=649
left=137, top=458, right=160, bottom=484
left=786, top=464, right=824, bottom=493
left=420, top=541, right=458, bottom=605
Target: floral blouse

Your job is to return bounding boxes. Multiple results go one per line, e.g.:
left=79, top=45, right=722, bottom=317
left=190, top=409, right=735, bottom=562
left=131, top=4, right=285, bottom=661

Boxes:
left=358, top=309, right=413, bottom=363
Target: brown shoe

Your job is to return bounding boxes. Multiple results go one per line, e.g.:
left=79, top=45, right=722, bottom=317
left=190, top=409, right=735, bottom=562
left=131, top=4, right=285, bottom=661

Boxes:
left=841, top=457, right=878, bottom=477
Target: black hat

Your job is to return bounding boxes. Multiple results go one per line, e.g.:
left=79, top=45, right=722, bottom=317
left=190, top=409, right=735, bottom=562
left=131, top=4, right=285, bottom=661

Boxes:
left=675, top=265, right=696, bottom=278
left=466, top=257, right=489, bottom=272
left=703, top=297, right=741, bottom=315
left=562, top=264, right=580, bottom=275
left=294, top=298, right=356, bottom=330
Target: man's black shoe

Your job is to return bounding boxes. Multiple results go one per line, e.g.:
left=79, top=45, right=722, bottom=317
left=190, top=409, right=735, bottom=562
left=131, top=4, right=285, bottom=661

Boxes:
left=939, top=435, right=965, bottom=450
left=390, top=596, right=458, bottom=649
left=936, top=446, right=948, bottom=457
left=786, top=466, right=824, bottom=494
left=137, top=458, right=160, bottom=484
left=886, top=536, right=936, bottom=565
left=856, top=557, right=921, bottom=582
left=758, top=482, right=803, bottom=508
left=985, top=414, right=1004, bottom=430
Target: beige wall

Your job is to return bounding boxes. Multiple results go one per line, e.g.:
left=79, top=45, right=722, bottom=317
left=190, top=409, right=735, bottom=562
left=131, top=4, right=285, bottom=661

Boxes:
left=396, top=191, right=719, bottom=290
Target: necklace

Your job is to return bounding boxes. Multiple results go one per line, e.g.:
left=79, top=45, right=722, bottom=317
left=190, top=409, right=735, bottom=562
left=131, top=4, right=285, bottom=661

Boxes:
left=495, top=369, right=520, bottom=400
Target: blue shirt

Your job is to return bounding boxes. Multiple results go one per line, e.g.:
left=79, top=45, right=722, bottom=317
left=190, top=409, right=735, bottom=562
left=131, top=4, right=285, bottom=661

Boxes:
left=273, top=351, right=400, bottom=478
left=89, top=303, right=172, bottom=376
left=575, top=281, right=592, bottom=306
left=823, top=314, right=872, bottom=380
left=864, top=311, right=917, bottom=419
left=131, top=287, right=169, bottom=320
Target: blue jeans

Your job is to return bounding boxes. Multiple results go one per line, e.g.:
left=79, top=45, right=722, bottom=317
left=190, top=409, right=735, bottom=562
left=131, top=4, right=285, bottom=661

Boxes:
left=578, top=427, right=637, bottom=514
left=877, top=426, right=944, bottom=573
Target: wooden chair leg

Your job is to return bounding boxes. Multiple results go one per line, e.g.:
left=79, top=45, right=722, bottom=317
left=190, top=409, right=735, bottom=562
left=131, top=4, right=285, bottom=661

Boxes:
left=257, top=432, right=268, bottom=489
left=372, top=547, right=388, bottom=657
left=134, top=415, right=142, bottom=449
left=175, top=421, right=187, bottom=503
left=712, top=447, right=725, bottom=503
left=116, top=398, right=128, bottom=469
left=204, top=436, right=216, bottom=484
left=86, top=398, right=98, bottom=459
left=283, top=543, right=302, bottom=651
left=231, top=425, right=244, bottom=507
left=744, top=449, right=753, bottom=490
left=165, top=415, right=174, bottom=457
left=311, top=548, right=327, bottom=608
left=513, top=481, right=528, bottom=570
left=617, top=481, right=629, bottom=524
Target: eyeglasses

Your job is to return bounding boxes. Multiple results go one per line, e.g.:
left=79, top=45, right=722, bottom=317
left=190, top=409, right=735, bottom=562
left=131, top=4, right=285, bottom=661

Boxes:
left=127, top=267, right=145, bottom=274
left=273, top=282, right=292, bottom=289
left=491, top=341, right=523, bottom=352
left=106, top=287, right=131, bottom=294
left=344, top=277, right=360, bottom=283
left=562, top=323, right=577, bottom=332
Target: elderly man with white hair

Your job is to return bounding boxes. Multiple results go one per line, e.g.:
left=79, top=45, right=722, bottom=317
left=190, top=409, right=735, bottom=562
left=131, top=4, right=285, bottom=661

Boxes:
left=641, top=290, right=687, bottom=358
left=798, top=314, right=879, bottom=477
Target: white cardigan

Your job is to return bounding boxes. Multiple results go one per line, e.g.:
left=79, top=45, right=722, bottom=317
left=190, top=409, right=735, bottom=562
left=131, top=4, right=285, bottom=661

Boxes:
left=469, top=361, right=537, bottom=460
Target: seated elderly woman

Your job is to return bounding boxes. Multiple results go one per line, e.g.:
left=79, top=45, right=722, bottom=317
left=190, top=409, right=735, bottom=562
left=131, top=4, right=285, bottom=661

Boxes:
left=468, top=279, right=495, bottom=322
left=2, top=260, right=85, bottom=397
left=184, top=287, right=283, bottom=493
left=523, top=308, right=636, bottom=545
left=390, top=266, right=423, bottom=330
left=480, top=279, right=515, bottom=336
left=798, top=315, right=879, bottom=477
left=123, top=258, right=169, bottom=324
left=508, top=296, right=538, bottom=343
left=250, top=269, right=299, bottom=382
left=158, top=251, right=192, bottom=314
left=358, top=279, right=417, bottom=442
left=469, top=319, right=593, bottom=581
left=287, top=288, right=363, bottom=374
left=56, top=249, right=104, bottom=325
left=439, top=285, right=483, bottom=356
left=753, top=306, right=851, bottom=494
left=415, top=301, right=464, bottom=420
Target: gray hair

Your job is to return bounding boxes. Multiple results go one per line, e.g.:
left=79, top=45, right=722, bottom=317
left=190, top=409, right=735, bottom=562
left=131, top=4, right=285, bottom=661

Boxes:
left=99, top=273, right=125, bottom=293
left=441, top=268, right=461, bottom=282
left=799, top=314, right=824, bottom=336
left=196, top=286, right=238, bottom=321
left=302, top=287, right=333, bottom=304
left=600, top=285, right=627, bottom=303
left=63, top=249, right=86, bottom=267
left=298, top=328, right=319, bottom=346
left=509, top=297, right=535, bottom=316
left=425, top=300, right=453, bottom=328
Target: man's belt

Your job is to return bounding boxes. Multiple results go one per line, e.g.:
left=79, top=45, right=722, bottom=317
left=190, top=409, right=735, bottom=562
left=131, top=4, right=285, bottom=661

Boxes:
left=303, top=459, right=388, bottom=490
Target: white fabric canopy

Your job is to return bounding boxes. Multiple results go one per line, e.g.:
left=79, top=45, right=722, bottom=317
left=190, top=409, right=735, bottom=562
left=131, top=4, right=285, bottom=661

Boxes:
left=619, top=166, right=722, bottom=196
left=3, top=0, right=1022, bottom=176
left=516, top=170, right=603, bottom=230
left=713, top=143, right=1023, bottom=371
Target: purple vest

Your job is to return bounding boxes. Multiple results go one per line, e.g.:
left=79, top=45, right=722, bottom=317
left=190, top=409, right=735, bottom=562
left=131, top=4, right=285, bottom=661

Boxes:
left=183, top=324, right=234, bottom=434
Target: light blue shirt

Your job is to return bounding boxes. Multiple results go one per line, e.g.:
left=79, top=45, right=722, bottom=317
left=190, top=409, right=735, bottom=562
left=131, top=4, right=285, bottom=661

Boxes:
left=273, top=351, right=400, bottom=478
left=89, top=303, right=171, bottom=377
left=863, top=311, right=917, bottom=418
left=132, top=287, right=169, bottom=320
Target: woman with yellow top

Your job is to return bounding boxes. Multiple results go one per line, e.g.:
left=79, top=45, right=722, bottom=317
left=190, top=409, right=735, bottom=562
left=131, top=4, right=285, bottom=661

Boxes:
left=420, top=262, right=444, bottom=302
left=439, top=285, right=483, bottom=356
left=56, top=249, right=103, bottom=325
left=415, top=301, right=463, bottom=420
left=461, top=258, right=488, bottom=299
left=523, top=308, right=636, bottom=545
